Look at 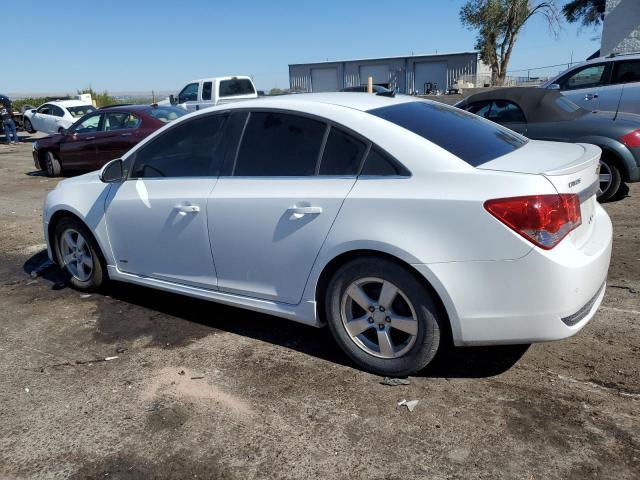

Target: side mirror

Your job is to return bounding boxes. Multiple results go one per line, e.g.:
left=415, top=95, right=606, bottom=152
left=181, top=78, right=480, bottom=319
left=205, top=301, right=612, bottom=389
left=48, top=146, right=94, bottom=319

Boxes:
left=31, top=109, right=37, bottom=113
left=169, top=94, right=177, bottom=105
left=547, top=83, right=560, bottom=90
left=99, top=158, right=124, bottom=183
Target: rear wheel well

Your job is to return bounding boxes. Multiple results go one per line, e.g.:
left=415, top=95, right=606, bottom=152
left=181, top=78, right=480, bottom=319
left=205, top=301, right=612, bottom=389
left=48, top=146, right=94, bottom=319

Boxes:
left=315, top=250, right=452, bottom=343
left=600, top=147, right=628, bottom=182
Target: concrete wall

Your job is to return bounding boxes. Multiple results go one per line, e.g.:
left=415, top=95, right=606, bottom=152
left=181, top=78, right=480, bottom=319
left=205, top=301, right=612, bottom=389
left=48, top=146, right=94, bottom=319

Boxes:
left=601, top=0, right=640, bottom=56
left=289, top=52, right=482, bottom=94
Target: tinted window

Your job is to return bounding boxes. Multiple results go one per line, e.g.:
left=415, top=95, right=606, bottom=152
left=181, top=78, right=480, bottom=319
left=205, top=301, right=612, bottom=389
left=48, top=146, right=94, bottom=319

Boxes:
left=487, top=101, right=526, bottom=124
left=131, top=114, right=227, bottom=178
left=67, top=105, right=96, bottom=118
left=219, top=79, right=255, bottom=97
left=178, top=82, right=199, bottom=103
left=202, top=81, right=213, bottom=101
left=612, top=60, right=640, bottom=84
left=51, top=105, right=65, bottom=117
left=73, top=114, right=101, bottom=134
left=147, top=106, right=187, bottom=123
left=561, top=64, right=606, bottom=90
left=37, top=104, right=52, bottom=115
left=369, top=102, right=526, bottom=167
left=103, top=112, right=140, bottom=131
left=319, top=127, right=366, bottom=175
left=361, top=147, right=408, bottom=176
left=234, top=112, right=325, bottom=176
left=465, top=101, right=492, bottom=117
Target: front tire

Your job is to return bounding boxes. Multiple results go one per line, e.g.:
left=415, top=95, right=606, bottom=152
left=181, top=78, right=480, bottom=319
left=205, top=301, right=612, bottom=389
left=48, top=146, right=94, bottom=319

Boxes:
left=325, top=258, right=442, bottom=376
left=23, top=118, right=35, bottom=134
left=598, top=156, right=622, bottom=202
left=53, top=216, right=107, bottom=291
left=45, top=151, right=62, bottom=177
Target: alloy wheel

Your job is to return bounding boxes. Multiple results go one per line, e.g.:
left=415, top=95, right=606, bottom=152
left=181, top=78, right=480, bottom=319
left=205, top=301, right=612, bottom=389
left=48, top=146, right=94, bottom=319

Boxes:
left=598, top=160, right=612, bottom=197
left=59, top=228, right=94, bottom=282
left=340, top=277, right=419, bottom=359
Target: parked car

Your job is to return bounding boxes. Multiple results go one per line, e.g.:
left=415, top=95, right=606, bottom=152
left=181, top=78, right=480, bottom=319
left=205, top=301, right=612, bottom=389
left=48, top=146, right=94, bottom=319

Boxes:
left=168, top=75, right=258, bottom=112
left=541, top=52, right=640, bottom=115
left=341, top=85, right=392, bottom=94
left=43, top=93, right=612, bottom=376
left=23, top=100, right=96, bottom=135
left=33, top=104, right=186, bottom=176
left=456, top=87, right=640, bottom=201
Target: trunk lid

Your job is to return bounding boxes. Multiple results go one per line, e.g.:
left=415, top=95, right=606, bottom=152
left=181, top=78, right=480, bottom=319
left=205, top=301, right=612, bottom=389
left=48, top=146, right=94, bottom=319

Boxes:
left=478, top=140, right=601, bottom=249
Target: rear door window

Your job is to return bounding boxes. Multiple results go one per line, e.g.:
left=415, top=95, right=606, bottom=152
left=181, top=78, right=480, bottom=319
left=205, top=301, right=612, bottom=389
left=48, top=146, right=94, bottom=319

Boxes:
left=318, top=127, right=366, bottom=175
left=103, top=112, right=141, bottom=131
left=131, top=114, right=228, bottom=178
left=219, top=79, right=255, bottom=98
left=368, top=101, right=526, bottom=167
left=234, top=112, right=325, bottom=176
left=611, top=60, right=640, bottom=84
left=202, top=81, right=213, bottom=101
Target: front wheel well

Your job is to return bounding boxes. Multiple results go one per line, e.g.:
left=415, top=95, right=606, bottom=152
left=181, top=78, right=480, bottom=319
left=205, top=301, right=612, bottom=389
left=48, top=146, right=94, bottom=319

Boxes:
left=48, top=211, right=107, bottom=268
left=314, top=249, right=452, bottom=342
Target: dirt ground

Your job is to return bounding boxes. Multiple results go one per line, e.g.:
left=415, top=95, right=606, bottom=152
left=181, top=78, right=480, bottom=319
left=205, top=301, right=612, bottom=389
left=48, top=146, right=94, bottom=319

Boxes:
left=0, top=134, right=638, bottom=480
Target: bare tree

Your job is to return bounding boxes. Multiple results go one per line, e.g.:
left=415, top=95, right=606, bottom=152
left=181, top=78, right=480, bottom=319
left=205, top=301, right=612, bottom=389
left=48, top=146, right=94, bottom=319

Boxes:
left=460, top=0, right=561, bottom=86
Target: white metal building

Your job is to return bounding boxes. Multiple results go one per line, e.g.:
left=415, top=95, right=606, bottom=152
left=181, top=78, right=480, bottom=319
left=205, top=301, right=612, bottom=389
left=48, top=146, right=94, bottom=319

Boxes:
left=289, top=51, right=489, bottom=94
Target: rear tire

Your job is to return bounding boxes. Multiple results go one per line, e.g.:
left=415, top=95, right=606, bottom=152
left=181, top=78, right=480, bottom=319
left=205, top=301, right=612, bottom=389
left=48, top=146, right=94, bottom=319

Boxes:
left=45, top=151, right=62, bottom=177
left=52, top=216, right=107, bottom=292
left=325, top=257, right=442, bottom=376
left=597, top=156, right=622, bottom=202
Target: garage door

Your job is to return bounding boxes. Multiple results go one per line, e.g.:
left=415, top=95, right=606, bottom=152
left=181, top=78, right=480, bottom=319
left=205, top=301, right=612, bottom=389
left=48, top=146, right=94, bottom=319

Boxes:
left=311, top=68, right=338, bottom=92
left=414, top=61, right=447, bottom=94
left=359, top=65, right=390, bottom=86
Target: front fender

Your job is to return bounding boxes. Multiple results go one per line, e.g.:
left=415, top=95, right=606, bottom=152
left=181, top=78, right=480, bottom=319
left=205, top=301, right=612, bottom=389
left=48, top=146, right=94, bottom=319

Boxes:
left=574, top=136, right=639, bottom=182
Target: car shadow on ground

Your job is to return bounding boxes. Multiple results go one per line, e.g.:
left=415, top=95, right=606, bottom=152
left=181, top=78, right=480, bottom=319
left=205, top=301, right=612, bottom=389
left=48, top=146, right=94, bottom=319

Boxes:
left=23, top=250, right=527, bottom=379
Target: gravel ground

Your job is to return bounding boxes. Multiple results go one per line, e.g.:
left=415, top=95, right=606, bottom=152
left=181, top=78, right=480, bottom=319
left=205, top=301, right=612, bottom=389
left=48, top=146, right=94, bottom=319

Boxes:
left=0, top=135, right=638, bottom=479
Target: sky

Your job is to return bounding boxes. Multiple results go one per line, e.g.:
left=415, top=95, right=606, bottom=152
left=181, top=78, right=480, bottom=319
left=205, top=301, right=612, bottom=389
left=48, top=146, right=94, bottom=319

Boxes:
left=4, top=0, right=602, bottom=94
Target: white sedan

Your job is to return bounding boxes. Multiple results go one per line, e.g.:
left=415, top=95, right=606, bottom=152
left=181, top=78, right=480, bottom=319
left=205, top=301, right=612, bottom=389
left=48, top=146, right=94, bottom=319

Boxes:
left=23, top=100, right=96, bottom=135
left=42, top=93, right=612, bottom=376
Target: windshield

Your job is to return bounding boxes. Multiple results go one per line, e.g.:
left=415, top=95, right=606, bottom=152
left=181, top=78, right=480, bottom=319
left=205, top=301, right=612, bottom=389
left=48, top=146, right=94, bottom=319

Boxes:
left=67, top=105, right=97, bottom=118
left=368, top=101, right=527, bottom=167
left=219, top=79, right=255, bottom=97
left=147, top=106, right=187, bottom=123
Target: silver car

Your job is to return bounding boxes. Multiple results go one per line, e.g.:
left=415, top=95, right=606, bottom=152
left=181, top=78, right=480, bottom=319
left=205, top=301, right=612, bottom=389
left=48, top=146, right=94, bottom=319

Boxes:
left=542, top=53, right=640, bottom=115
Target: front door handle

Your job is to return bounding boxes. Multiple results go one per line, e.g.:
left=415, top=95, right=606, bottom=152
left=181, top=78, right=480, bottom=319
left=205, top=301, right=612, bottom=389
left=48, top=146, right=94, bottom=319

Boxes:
left=289, top=205, right=322, bottom=215
left=584, top=93, right=598, bottom=100
left=85, top=136, right=95, bottom=140
left=121, top=132, right=133, bottom=137
left=175, top=204, right=200, bottom=215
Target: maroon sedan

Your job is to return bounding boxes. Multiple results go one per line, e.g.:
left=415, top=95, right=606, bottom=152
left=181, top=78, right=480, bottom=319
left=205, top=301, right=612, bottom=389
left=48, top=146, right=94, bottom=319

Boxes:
left=33, top=104, right=187, bottom=176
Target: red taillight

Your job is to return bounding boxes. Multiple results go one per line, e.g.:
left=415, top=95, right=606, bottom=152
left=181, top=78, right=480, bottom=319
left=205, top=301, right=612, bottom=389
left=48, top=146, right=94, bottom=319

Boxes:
left=621, top=129, right=640, bottom=148
left=484, top=194, right=582, bottom=250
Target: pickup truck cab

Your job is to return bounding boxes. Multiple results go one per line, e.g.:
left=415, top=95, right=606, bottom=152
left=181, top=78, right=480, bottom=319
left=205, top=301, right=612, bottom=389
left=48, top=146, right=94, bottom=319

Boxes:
left=171, top=76, right=258, bottom=112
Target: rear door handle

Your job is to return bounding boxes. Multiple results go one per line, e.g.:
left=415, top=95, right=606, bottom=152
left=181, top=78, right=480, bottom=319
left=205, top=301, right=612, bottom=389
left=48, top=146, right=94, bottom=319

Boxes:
left=584, top=93, right=598, bottom=100
left=289, top=205, right=322, bottom=215
left=85, top=136, right=95, bottom=140
left=175, top=204, right=200, bottom=214
left=121, top=132, right=133, bottom=137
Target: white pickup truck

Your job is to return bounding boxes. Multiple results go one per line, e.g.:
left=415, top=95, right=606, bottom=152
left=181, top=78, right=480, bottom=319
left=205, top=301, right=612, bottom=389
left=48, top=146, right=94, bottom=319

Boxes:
left=169, top=75, right=258, bottom=112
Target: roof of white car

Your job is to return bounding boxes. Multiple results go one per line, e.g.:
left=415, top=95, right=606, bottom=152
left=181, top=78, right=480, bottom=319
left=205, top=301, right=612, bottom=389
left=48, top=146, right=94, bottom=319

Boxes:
left=226, top=92, right=419, bottom=112
left=46, top=99, right=92, bottom=108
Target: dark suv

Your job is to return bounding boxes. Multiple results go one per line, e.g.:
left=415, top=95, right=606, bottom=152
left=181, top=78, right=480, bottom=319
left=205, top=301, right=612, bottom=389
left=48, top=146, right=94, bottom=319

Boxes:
left=33, top=104, right=187, bottom=177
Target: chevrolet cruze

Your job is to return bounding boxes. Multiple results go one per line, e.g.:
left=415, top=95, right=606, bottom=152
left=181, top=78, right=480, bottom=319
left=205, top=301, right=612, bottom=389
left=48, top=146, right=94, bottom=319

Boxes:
left=43, top=93, right=612, bottom=376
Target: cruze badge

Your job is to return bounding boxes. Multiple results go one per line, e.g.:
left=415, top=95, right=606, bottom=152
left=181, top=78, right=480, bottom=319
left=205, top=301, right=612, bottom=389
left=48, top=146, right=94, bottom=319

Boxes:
left=568, top=178, right=581, bottom=188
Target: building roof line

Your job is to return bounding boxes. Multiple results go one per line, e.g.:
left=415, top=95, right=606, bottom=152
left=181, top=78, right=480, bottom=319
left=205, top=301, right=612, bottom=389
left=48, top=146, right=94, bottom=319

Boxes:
left=288, top=51, right=479, bottom=67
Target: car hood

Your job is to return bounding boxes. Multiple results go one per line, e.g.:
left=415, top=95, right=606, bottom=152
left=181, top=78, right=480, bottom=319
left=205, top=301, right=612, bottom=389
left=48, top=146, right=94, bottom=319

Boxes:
left=57, top=170, right=102, bottom=188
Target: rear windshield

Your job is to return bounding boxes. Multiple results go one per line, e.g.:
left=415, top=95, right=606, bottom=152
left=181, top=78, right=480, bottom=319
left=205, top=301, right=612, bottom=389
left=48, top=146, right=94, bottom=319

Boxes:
left=368, top=101, right=527, bottom=166
left=147, top=106, right=187, bottom=123
left=67, top=105, right=97, bottom=118
left=219, top=79, right=255, bottom=98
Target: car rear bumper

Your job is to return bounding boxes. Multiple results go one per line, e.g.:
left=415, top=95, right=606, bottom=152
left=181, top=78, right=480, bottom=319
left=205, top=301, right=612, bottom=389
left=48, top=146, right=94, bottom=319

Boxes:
left=415, top=203, right=613, bottom=346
